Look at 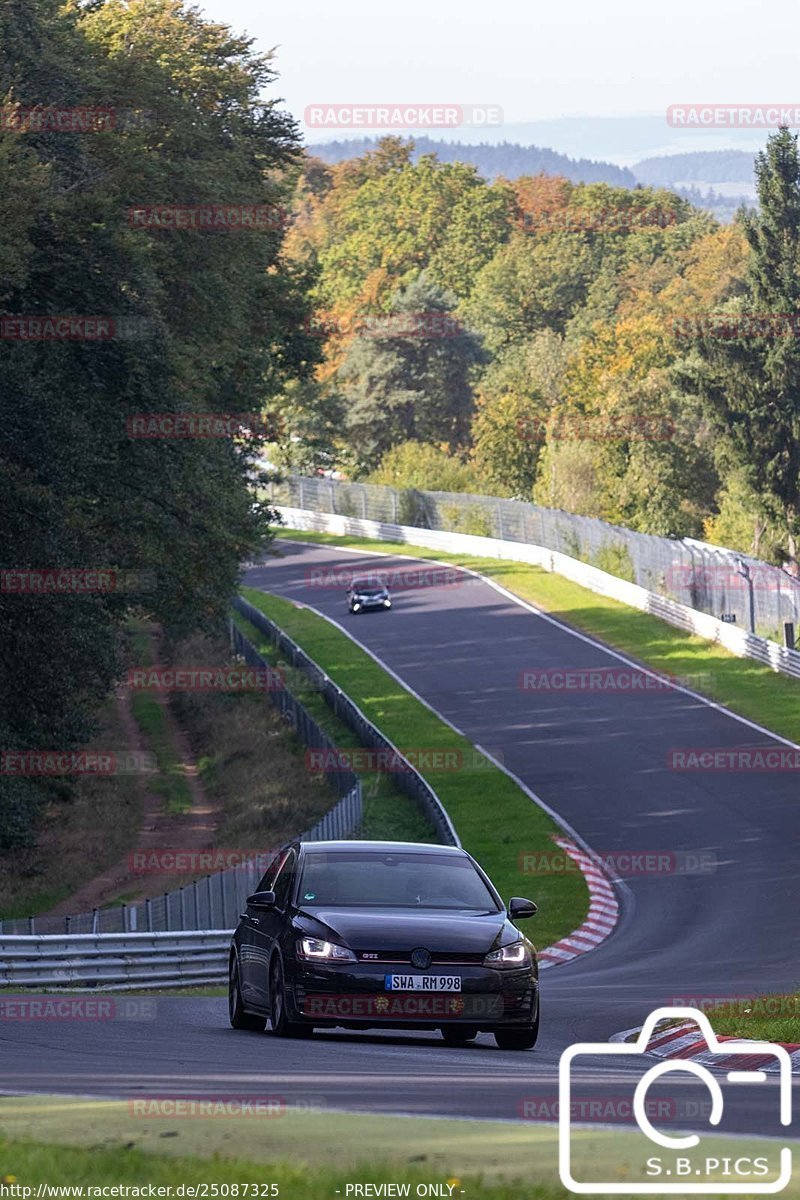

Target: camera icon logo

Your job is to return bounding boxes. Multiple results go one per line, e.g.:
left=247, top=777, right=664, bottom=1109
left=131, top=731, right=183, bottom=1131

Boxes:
left=558, top=1006, right=793, bottom=1194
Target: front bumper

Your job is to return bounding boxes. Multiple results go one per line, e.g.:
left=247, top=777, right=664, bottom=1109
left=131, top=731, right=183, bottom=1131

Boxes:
left=286, top=961, right=538, bottom=1030
left=351, top=597, right=390, bottom=609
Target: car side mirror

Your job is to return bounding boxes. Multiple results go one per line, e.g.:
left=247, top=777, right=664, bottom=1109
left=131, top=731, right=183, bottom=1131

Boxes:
left=246, top=889, right=276, bottom=909
left=508, top=896, right=537, bottom=919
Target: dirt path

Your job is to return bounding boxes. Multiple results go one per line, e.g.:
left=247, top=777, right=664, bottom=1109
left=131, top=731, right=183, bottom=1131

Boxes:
left=45, top=678, right=221, bottom=918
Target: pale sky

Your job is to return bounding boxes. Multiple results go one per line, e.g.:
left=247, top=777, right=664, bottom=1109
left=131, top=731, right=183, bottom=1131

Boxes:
left=197, top=0, right=800, bottom=133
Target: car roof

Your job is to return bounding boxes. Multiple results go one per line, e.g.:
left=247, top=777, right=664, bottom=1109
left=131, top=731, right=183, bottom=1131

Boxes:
left=299, top=839, right=465, bottom=856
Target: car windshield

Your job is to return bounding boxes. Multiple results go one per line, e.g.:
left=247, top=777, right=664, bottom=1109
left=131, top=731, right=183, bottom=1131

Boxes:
left=296, top=850, right=500, bottom=909
left=352, top=579, right=385, bottom=593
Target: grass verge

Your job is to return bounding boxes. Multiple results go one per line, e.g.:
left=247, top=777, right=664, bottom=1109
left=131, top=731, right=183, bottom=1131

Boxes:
left=703, top=991, right=800, bottom=1042
left=277, top=530, right=800, bottom=744
left=1, top=1097, right=798, bottom=1197
left=240, top=588, right=589, bottom=949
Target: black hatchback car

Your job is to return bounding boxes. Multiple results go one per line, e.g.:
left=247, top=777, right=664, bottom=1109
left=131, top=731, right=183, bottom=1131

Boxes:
left=229, top=840, right=539, bottom=1049
left=346, top=577, right=391, bottom=613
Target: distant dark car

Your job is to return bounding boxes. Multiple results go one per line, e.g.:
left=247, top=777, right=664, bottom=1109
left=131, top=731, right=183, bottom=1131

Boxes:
left=228, top=840, right=540, bottom=1050
left=346, top=577, right=391, bottom=614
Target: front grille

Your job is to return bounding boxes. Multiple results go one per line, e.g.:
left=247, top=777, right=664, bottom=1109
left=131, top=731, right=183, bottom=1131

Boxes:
left=357, top=951, right=485, bottom=965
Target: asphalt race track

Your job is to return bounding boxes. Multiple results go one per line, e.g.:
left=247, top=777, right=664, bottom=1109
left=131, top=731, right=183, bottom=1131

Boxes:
left=2, top=538, right=798, bottom=1140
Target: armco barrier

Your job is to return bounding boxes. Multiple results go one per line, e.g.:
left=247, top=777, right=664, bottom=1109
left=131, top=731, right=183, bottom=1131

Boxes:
left=232, top=596, right=460, bottom=846
left=0, top=931, right=230, bottom=990
left=273, top=506, right=800, bottom=682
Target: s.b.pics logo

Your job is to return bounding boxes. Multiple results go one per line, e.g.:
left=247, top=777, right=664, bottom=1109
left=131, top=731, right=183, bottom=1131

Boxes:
left=558, top=1007, right=792, bottom=1194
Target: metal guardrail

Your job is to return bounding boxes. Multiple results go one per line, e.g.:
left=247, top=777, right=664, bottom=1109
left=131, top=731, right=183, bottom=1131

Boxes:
left=232, top=595, right=460, bottom=847
left=274, top=505, right=800, bottom=684
left=0, top=931, right=231, bottom=991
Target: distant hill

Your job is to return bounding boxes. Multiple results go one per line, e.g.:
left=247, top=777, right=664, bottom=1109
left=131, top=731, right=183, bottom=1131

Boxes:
left=306, top=137, right=637, bottom=187
left=634, top=150, right=757, bottom=185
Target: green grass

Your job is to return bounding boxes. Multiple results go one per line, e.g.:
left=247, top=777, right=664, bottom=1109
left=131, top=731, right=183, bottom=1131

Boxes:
left=129, top=691, right=193, bottom=814
left=278, top=530, right=800, bottom=744
left=239, top=588, right=589, bottom=950
left=231, top=611, right=436, bottom=844
left=703, top=991, right=800, bottom=1042
left=2, top=1097, right=798, bottom=1197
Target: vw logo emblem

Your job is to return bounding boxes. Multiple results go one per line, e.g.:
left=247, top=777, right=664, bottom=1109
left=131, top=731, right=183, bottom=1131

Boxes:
left=410, top=947, right=431, bottom=970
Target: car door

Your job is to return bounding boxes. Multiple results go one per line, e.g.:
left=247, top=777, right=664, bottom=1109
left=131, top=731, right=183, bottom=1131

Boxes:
left=248, top=848, right=297, bottom=1009
left=238, top=849, right=285, bottom=1008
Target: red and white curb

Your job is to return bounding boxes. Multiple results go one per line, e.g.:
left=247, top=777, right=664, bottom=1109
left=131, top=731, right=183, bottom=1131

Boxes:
left=610, top=1020, right=800, bottom=1074
left=538, top=837, right=620, bottom=969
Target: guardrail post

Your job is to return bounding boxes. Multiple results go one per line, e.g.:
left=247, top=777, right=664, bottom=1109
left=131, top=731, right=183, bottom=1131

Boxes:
left=164, top=893, right=170, bottom=932
left=122, top=903, right=128, bottom=933
left=207, top=874, right=214, bottom=926
left=179, top=886, right=186, bottom=931
left=28, top=916, right=34, bottom=934
left=65, top=916, right=71, bottom=934
left=146, top=897, right=153, bottom=932
left=218, top=872, right=226, bottom=928
left=193, top=880, right=200, bottom=929
left=92, top=908, right=99, bottom=934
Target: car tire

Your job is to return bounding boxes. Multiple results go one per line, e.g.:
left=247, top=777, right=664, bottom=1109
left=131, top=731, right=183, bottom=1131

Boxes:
left=228, top=954, right=266, bottom=1031
left=493, top=1002, right=539, bottom=1051
left=440, top=1026, right=478, bottom=1045
left=269, top=956, right=312, bottom=1038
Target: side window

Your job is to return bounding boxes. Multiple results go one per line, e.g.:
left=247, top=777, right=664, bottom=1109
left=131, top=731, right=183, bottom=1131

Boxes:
left=272, top=850, right=297, bottom=909
left=255, top=848, right=285, bottom=893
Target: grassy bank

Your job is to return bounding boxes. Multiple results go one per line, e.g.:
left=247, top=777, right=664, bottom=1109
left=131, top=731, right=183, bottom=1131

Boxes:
left=230, top=613, right=436, bottom=843
left=240, top=588, right=589, bottom=949
left=1, top=1097, right=797, bottom=1198
left=278, top=530, right=800, bottom=744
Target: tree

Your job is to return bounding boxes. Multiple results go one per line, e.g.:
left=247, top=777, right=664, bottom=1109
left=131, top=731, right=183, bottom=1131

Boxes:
left=366, top=442, right=479, bottom=493
left=470, top=333, right=566, bottom=497
left=679, top=128, right=800, bottom=562
left=0, top=0, right=315, bottom=847
left=340, top=277, right=486, bottom=473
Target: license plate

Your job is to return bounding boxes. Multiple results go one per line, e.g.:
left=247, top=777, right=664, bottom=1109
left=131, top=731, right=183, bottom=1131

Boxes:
left=385, top=974, right=462, bottom=992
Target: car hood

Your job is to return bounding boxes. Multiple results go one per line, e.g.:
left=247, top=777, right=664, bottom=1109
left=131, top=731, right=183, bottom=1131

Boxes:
left=294, top=906, right=514, bottom=953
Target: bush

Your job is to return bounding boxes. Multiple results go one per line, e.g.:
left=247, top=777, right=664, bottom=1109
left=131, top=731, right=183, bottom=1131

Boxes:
left=439, top=502, right=496, bottom=537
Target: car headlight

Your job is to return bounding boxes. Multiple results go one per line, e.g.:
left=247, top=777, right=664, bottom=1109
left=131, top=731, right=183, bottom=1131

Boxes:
left=483, top=940, right=530, bottom=968
left=297, top=937, right=357, bottom=962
